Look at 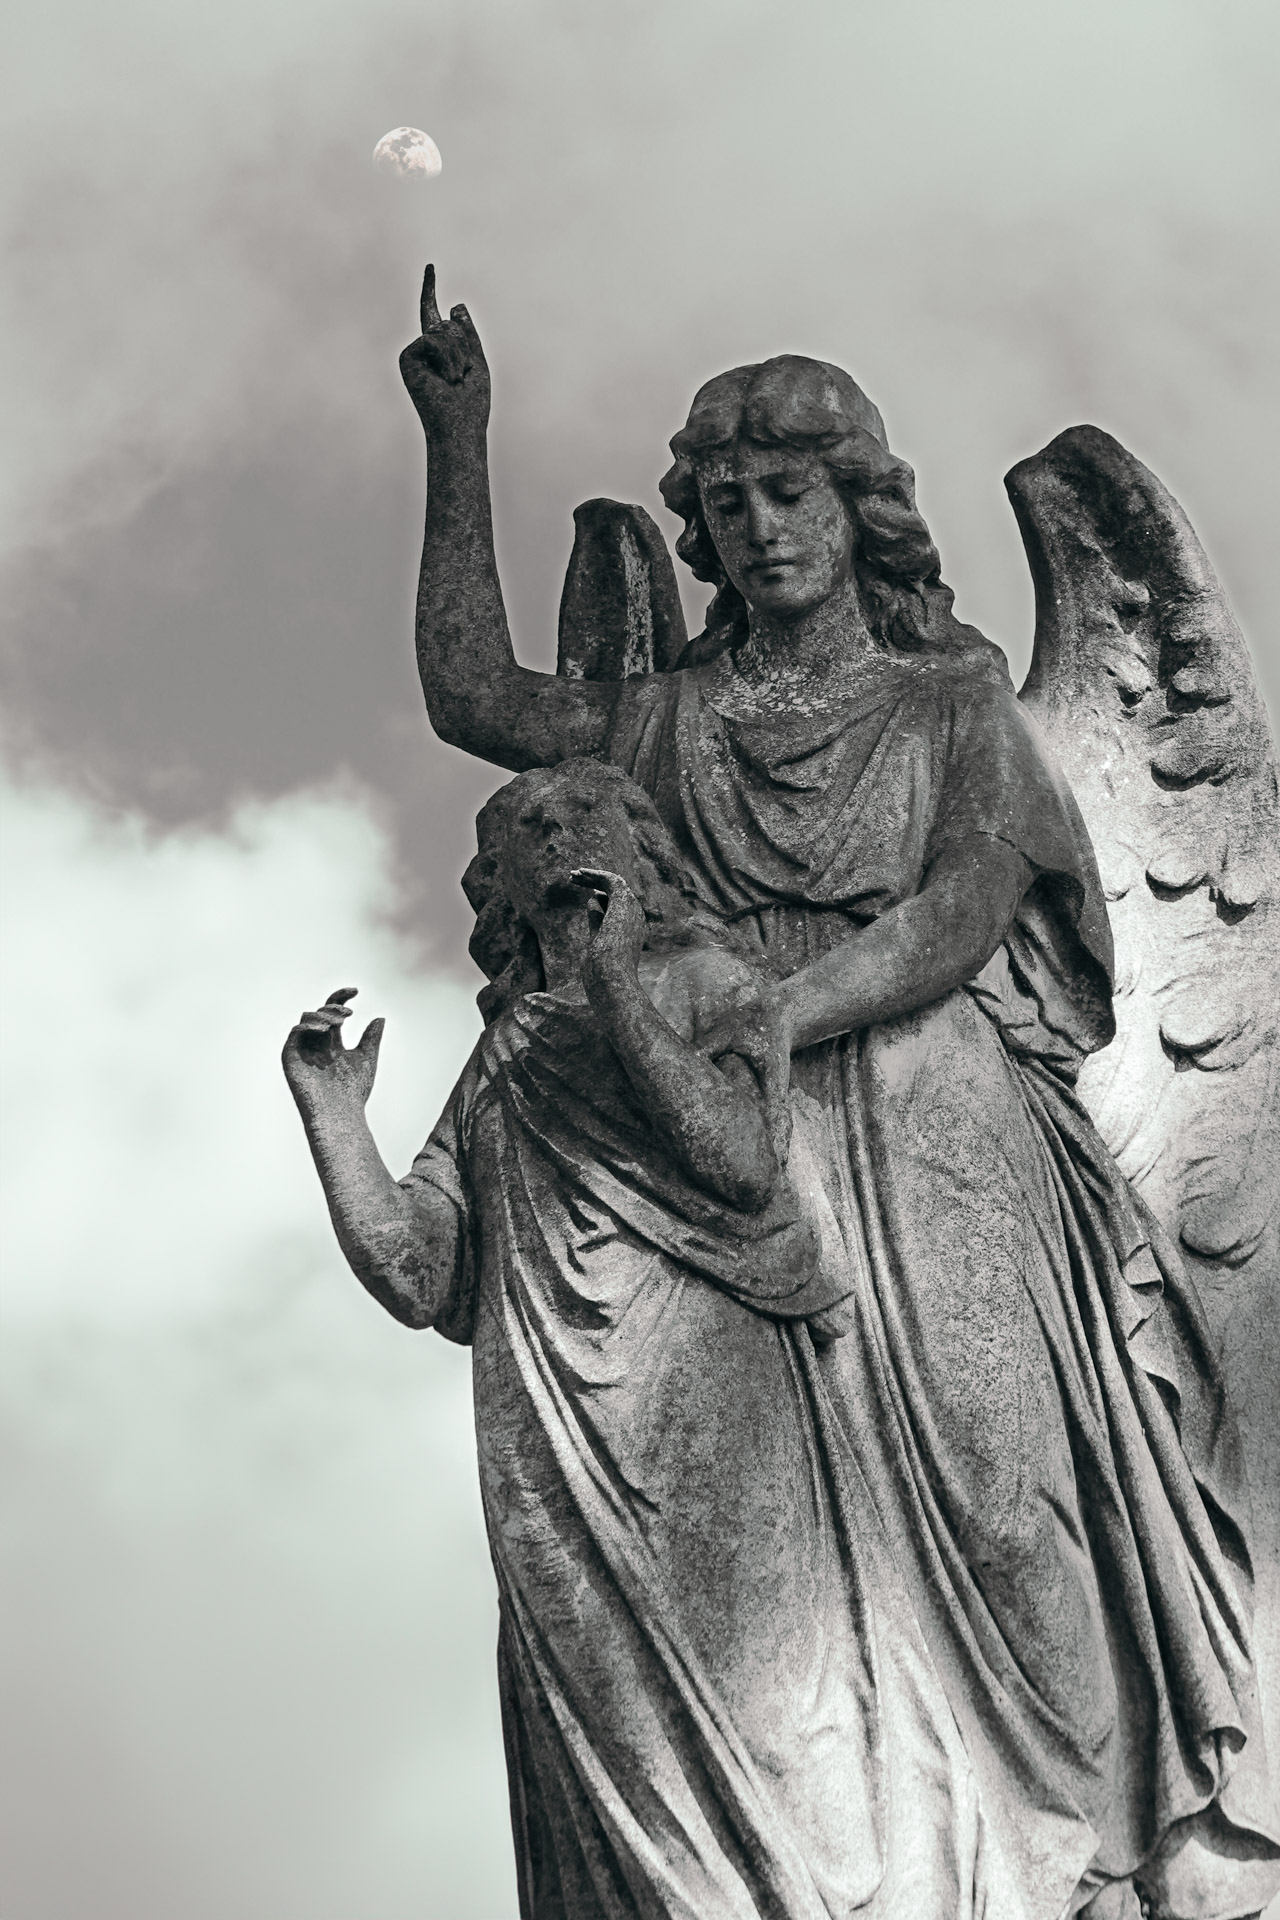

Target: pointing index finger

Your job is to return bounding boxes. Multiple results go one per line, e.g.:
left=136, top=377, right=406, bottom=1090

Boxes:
left=420, top=263, right=443, bottom=334
left=325, top=986, right=359, bottom=1006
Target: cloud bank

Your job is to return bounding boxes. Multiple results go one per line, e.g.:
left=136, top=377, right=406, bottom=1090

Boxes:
left=0, top=764, right=510, bottom=1919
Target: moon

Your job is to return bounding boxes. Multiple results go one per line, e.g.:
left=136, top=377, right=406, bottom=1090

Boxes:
left=372, top=128, right=442, bottom=179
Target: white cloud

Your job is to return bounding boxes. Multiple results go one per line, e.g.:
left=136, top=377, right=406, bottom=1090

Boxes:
left=0, top=767, right=515, bottom=1918
left=0, top=763, right=480, bottom=1322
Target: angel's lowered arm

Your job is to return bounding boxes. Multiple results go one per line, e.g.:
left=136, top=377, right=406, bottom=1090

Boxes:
left=400, top=268, right=615, bottom=772
left=770, top=836, right=1032, bottom=1052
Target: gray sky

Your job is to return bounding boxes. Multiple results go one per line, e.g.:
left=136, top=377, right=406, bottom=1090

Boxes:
left=1, top=2, right=1278, bottom=1916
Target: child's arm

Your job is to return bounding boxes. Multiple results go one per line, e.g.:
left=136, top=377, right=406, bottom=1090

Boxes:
left=572, top=871, right=781, bottom=1213
left=282, top=989, right=463, bottom=1328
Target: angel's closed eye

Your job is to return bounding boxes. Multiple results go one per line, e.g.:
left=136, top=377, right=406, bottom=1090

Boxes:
left=766, top=478, right=811, bottom=503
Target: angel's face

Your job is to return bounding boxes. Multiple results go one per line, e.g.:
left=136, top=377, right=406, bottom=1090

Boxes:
left=697, top=442, right=855, bottom=619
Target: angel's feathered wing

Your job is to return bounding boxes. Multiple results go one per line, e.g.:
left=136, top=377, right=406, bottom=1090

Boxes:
left=555, top=498, right=688, bottom=680
left=1009, top=423, right=1280, bottom=1826
left=1009, top=425, right=1278, bottom=1293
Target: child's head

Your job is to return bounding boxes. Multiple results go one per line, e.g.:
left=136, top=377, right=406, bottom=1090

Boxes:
left=463, top=758, right=718, bottom=1020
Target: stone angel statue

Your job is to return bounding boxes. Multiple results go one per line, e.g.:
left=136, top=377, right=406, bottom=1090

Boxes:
left=288, top=264, right=1279, bottom=1920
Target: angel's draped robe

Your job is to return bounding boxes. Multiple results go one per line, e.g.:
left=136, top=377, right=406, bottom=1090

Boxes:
left=405, top=973, right=1014, bottom=1920
left=601, top=649, right=1280, bottom=1920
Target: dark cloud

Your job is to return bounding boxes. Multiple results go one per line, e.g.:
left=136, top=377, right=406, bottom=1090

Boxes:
left=4, top=197, right=1276, bottom=968
left=2, top=5, right=1275, bottom=966
left=0, top=431, right=505, bottom=957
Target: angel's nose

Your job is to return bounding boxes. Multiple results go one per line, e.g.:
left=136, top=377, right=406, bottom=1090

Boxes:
left=745, top=491, right=784, bottom=547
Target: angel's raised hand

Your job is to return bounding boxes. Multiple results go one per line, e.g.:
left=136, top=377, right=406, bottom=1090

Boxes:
left=399, top=264, right=491, bottom=439
left=282, top=987, right=385, bottom=1120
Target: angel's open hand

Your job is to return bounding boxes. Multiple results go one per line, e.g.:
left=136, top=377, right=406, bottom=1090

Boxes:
left=399, top=264, right=491, bottom=440
left=693, top=980, right=792, bottom=1156
left=571, top=867, right=647, bottom=985
left=282, top=988, right=385, bottom=1121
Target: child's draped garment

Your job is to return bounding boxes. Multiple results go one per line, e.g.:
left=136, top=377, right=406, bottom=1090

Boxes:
left=408, top=981, right=1007, bottom=1920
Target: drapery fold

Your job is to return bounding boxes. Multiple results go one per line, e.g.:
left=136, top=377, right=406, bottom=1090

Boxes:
left=601, top=654, right=1278, bottom=1919
left=406, top=986, right=1009, bottom=1919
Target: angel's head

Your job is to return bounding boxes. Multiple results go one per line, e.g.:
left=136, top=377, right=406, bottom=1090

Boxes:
left=660, top=354, right=963, bottom=658
left=463, top=758, right=727, bottom=1021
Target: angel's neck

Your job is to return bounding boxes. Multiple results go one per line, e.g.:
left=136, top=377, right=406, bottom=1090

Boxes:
left=736, top=581, right=876, bottom=699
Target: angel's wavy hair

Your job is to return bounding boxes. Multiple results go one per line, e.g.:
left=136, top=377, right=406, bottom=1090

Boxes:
left=660, top=354, right=973, bottom=659
left=463, top=759, right=737, bottom=1024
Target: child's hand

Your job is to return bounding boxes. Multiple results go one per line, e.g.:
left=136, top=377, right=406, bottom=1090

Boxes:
left=570, top=867, right=647, bottom=983
left=282, top=987, right=384, bottom=1122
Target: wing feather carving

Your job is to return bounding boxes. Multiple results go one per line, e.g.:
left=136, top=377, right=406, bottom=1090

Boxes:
left=1009, top=425, right=1278, bottom=1284
left=1010, top=423, right=1280, bottom=1797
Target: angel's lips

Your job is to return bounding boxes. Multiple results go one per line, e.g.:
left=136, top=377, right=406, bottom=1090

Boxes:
left=748, top=557, right=799, bottom=576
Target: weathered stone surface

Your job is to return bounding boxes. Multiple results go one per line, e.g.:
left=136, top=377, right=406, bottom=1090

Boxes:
left=287, top=266, right=1280, bottom=1920
left=1012, top=426, right=1278, bottom=1280
left=556, top=497, right=688, bottom=680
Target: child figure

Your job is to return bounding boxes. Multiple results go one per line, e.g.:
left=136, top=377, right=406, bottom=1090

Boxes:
left=284, top=758, right=1010, bottom=1920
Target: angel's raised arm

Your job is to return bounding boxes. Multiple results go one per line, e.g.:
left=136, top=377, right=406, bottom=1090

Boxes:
left=401, top=268, right=686, bottom=771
